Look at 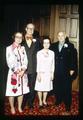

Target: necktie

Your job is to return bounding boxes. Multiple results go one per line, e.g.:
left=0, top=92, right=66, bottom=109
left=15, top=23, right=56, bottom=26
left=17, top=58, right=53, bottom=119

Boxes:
left=25, top=34, right=33, bottom=40
left=59, top=43, right=63, bottom=52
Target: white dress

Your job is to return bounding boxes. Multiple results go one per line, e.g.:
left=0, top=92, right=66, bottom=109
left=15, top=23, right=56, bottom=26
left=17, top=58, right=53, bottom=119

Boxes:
left=35, top=49, right=55, bottom=91
left=5, top=44, right=29, bottom=96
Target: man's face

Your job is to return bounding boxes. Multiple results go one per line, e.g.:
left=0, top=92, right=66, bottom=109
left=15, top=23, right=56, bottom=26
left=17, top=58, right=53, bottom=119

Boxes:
left=57, top=32, right=65, bottom=42
left=26, top=24, right=34, bottom=36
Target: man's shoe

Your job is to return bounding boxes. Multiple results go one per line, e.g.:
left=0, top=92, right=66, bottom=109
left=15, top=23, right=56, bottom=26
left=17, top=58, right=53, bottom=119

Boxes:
left=62, top=111, right=70, bottom=115
left=28, top=105, right=34, bottom=109
left=66, top=107, right=70, bottom=112
left=55, top=101, right=61, bottom=106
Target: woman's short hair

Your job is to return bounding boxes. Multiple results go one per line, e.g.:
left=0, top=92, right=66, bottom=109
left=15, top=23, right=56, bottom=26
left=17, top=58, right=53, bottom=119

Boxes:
left=12, top=32, right=23, bottom=40
left=40, top=36, right=51, bottom=48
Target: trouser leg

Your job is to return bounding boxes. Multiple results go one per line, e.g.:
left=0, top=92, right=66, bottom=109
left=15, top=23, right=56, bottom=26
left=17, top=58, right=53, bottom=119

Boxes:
left=27, top=74, right=36, bottom=107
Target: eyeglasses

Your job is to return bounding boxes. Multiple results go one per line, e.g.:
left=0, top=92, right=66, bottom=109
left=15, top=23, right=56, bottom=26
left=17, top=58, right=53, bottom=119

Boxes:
left=15, top=36, right=22, bottom=39
left=26, top=27, right=34, bottom=30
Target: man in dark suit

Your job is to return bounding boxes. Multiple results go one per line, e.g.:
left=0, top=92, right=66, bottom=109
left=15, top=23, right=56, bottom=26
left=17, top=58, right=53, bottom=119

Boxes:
left=22, top=23, right=41, bottom=109
left=50, top=32, right=78, bottom=114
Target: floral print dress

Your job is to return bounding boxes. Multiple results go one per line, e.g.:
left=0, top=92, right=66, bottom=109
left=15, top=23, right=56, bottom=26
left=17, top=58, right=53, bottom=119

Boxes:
left=5, top=43, right=29, bottom=96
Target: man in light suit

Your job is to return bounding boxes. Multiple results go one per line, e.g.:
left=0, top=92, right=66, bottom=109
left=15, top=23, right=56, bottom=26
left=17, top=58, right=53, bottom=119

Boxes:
left=50, top=32, right=78, bottom=115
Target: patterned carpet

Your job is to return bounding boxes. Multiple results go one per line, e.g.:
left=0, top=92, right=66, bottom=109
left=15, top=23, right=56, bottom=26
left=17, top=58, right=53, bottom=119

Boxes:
left=4, top=91, right=79, bottom=116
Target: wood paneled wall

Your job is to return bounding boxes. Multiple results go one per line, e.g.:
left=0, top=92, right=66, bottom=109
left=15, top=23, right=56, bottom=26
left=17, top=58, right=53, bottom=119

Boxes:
left=33, top=5, right=79, bottom=91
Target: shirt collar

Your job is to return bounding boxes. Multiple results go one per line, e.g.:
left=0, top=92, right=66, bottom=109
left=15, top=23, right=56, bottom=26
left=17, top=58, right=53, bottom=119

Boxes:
left=12, top=42, right=21, bottom=50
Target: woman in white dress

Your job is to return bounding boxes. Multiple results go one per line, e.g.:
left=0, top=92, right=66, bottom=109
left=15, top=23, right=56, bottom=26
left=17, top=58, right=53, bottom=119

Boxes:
left=6, top=32, right=29, bottom=114
left=35, top=37, right=55, bottom=108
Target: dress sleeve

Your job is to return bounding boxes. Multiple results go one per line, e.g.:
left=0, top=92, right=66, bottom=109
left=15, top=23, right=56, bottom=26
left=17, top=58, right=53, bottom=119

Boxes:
left=6, top=46, right=16, bottom=71
left=52, top=52, right=55, bottom=73
left=36, top=52, right=41, bottom=73
left=71, top=47, right=78, bottom=80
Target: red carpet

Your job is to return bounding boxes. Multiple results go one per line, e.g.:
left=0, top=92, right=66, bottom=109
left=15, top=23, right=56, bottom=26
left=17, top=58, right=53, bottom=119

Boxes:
left=4, top=91, right=79, bottom=116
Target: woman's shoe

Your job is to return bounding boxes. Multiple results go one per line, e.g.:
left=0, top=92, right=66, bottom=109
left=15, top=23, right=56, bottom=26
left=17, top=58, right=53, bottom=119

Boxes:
left=39, top=105, right=43, bottom=109
left=43, top=103, right=49, bottom=107
left=18, top=108, right=23, bottom=113
left=11, top=108, right=16, bottom=115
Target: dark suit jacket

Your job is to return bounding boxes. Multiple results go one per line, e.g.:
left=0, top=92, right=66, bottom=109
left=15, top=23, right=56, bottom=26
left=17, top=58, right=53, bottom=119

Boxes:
left=21, top=38, right=41, bottom=74
left=50, top=39, right=78, bottom=81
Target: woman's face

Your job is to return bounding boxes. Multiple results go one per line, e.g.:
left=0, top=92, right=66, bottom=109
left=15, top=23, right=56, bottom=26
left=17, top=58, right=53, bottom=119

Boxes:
left=14, top=33, right=23, bottom=44
left=43, top=39, right=50, bottom=49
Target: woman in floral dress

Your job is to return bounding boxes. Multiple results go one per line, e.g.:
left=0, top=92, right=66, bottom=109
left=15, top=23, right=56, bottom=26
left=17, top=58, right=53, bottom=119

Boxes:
left=6, top=32, right=29, bottom=114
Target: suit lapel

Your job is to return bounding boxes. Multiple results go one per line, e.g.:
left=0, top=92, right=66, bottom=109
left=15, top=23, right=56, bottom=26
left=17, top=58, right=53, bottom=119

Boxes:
left=57, top=42, right=60, bottom=53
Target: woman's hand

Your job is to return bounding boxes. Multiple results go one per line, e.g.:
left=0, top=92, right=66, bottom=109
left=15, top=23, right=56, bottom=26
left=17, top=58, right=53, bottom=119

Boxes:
left=16, top=69, right=20, bottom=74
left=51, top=72, right=54, bottom=80
left=18, top=70, right=25, bottom=78
left=37, top=73, right=41, bottom=82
